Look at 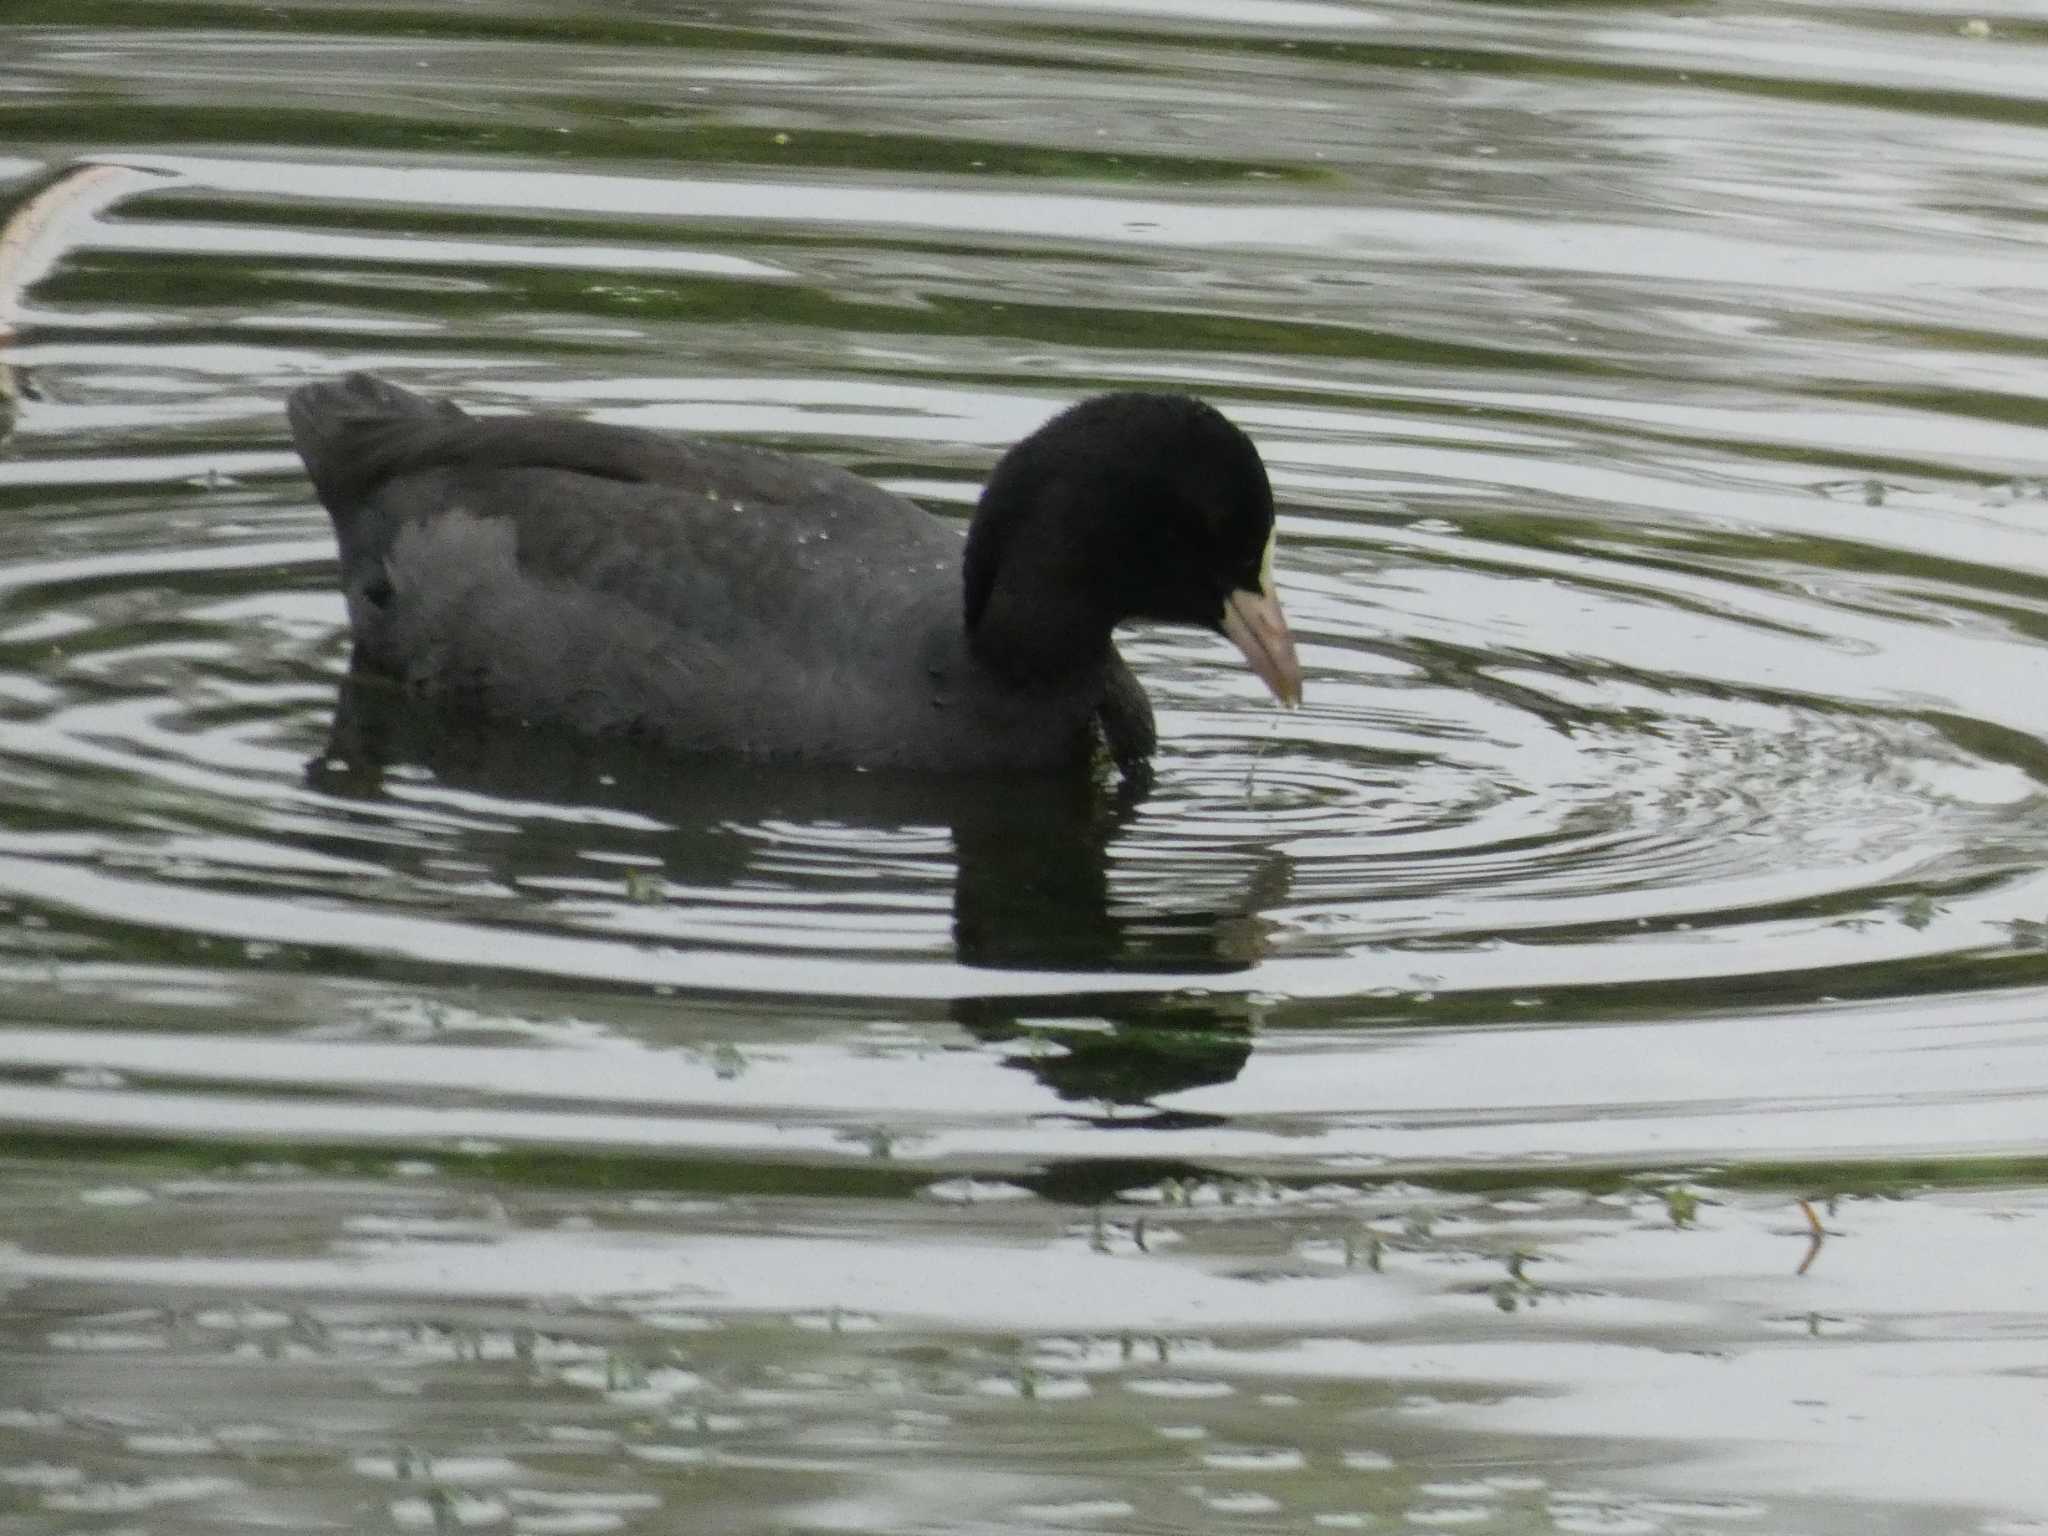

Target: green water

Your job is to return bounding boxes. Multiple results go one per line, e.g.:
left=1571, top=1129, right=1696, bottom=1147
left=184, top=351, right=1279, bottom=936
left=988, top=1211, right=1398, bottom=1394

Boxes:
left=4, top=2, right=2048, bottom=1531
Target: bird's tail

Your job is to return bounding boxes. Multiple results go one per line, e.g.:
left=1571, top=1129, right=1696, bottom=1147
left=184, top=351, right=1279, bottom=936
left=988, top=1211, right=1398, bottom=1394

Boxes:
left=286, top=371, right=467, bottom=513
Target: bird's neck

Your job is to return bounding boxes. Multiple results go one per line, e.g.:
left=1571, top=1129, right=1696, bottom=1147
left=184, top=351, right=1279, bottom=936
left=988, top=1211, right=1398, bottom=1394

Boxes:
left=966, top=575, right=1116, bottom=689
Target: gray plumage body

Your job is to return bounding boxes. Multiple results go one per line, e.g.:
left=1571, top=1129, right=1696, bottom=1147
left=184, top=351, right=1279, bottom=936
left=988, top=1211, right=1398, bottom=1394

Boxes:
left=290, top=374, right=1157, bottom=773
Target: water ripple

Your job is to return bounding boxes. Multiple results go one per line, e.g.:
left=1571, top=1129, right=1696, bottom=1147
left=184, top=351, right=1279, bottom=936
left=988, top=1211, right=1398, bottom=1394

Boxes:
left=6, top=3, right=2048, bottom=1527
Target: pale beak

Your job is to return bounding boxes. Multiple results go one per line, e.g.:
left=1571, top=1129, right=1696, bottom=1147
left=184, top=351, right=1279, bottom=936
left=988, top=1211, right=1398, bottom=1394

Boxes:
left=1220, top=585, right=1303, bottom=708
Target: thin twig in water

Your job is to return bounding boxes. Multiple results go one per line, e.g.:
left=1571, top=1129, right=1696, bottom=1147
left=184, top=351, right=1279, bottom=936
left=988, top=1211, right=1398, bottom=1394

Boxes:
left=2, top=163, right=172, bottom=410
left=2, top=165, right=163, bottom=334
left=1795, top=1197, right=1826, bottom=1276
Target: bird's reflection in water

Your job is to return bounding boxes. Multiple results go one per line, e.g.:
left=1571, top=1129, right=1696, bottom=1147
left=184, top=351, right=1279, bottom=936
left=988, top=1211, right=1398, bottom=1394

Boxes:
left=311, top=668, right=1288, bottom=1114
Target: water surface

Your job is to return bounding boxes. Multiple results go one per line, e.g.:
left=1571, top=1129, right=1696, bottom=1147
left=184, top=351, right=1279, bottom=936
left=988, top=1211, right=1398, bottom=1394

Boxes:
left=4, top=1, right=2048, bottom=1531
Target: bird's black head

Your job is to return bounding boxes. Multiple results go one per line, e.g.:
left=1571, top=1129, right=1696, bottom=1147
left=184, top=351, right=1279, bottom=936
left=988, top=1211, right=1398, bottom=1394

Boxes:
left=962, top=392, right=1301, bottom=704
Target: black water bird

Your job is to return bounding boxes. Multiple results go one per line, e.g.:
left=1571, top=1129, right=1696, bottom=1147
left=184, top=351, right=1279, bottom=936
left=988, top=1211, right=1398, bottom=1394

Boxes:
left=287, top=373, right=1301, bottom=775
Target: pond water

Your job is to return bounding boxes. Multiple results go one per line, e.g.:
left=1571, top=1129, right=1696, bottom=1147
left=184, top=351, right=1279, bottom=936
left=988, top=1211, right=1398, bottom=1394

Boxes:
left=4, top=1, right=2048, bottom=1531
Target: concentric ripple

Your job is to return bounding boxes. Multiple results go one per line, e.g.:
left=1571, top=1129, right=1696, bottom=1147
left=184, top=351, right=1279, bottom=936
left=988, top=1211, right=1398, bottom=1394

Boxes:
left=4, top=408, right=2048, bottom=1017
left=0, top=0, right=2044, bottom=1089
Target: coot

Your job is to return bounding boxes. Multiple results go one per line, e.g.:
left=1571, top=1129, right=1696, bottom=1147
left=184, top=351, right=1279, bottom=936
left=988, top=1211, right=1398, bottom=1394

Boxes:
left=287, top=374, right=1300, bottom=775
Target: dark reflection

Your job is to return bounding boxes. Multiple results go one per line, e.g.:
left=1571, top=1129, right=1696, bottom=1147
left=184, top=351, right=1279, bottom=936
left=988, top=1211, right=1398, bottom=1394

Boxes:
left=311, top=668, right=1286, bottom=1110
